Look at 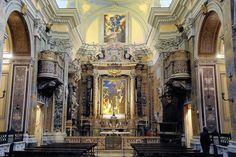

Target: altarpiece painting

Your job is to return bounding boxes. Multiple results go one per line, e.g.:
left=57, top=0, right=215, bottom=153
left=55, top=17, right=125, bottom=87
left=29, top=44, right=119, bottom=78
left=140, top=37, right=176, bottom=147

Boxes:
left=101, top=77, right=127, bottom=116
left=104, top=14, right=126, bottom=43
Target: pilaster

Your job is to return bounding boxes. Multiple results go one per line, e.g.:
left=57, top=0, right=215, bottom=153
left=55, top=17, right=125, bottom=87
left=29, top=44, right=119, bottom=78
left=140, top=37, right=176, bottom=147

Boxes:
left=0, top=0, right=5, bottom=82
left=225, top=0, right=236, bottom=155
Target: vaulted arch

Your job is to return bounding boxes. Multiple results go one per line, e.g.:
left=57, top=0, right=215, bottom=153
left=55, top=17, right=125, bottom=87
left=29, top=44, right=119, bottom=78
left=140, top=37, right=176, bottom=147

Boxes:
left=7, top=11, right=30, bottom=56
left=198, top=11, right=221, bottom=56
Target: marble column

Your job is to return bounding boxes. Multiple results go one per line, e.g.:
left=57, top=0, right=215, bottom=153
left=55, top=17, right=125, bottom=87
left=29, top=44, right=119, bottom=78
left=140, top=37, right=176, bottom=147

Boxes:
left=128, top=71, right=136, bottom=135
left=93, top=71, right=99, bottom=118
left=53, top=85, right=64, bottom=132
left=93, top=71, right=100, bottom=136
left=67, top=83, right=73, bottom=120
left=62, top=53, right=69, bottom=133
left=52, top=85, right=66, bottom=142
left=130, top=73, right=135, bottom=119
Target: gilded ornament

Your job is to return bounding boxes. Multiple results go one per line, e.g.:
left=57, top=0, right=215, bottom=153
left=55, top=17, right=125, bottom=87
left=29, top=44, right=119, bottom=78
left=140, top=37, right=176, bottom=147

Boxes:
left=201, top=2, right=208, bottom=15
left=175, top=23, right=184, bottom=33
left=21, top=2, right=28, bottom=15
left=46, top=23, right=53, bottom=33
left=40, top=50, right=56, bottom=61
left=108, top=69, right=121, bottom=77
left=0, top=32, right=3, bottom=40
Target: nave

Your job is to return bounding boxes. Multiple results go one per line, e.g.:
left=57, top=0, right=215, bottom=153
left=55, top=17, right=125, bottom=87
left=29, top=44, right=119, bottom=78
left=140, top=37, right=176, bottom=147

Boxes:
left=0, top=0, right=236, bottom=157
left=6, top=142, right=224, bottom=157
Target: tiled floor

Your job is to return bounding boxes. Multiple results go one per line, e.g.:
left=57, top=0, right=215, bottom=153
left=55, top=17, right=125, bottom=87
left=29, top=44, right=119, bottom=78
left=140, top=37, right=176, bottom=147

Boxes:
left=95, top=150, right=134, bottom=157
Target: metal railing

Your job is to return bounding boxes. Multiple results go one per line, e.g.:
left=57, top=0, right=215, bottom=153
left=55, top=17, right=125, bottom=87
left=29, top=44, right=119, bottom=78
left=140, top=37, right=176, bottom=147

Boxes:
left=0, top=131, right=24, bottom=144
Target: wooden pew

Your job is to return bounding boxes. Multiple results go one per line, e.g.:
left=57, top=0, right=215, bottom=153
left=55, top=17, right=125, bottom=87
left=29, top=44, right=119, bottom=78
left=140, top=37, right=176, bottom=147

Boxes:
left=11, top=149, right=85, bottom=157
left=44, top=143, right=97, bottom=155
left=131, top=143, right=200, bottom=157
left=11, top=143, right=97, bottom=157
left=131, top=143, right=223, bottom=157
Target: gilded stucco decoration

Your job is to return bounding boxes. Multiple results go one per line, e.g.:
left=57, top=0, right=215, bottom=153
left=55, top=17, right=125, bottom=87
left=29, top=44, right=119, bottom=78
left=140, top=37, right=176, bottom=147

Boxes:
left=78, top=42, right=151, bottom=65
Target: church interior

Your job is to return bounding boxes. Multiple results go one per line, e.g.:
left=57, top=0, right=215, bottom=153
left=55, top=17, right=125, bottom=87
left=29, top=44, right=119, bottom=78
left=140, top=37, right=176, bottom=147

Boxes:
left=0, top=0, right=236, bottom=156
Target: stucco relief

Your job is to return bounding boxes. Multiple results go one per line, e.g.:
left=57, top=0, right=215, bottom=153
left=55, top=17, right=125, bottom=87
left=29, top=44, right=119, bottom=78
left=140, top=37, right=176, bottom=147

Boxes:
left=155, top=37, right=182, bottom=53
left=34, top=18, right=46, bottom=37
left=78, top=42, right=150, bottom=64
left=49, top=37, right=72, bottom=53
left=184, top=18, right=195, bottom=38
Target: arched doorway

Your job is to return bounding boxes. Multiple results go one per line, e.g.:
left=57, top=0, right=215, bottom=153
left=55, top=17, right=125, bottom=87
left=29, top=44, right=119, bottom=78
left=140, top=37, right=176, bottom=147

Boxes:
left=1, top=11, right=31, bottom=134
left=198, top=11, right=230, bottom=133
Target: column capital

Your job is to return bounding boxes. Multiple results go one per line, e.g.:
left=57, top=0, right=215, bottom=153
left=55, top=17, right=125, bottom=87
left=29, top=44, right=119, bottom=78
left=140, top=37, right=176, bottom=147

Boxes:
left=130, top=69, right=136, bottom=79
left=93, top=70, right=99, bottom=78
left=34, top=17, right=45, bottom=38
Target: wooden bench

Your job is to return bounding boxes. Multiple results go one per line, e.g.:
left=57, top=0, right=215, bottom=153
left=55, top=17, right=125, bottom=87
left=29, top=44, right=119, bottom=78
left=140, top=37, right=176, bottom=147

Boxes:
left=44, top=142, right=97, bottom=155
left=131, top=143, right=220, bottom=157
left=11, top=149, right=85, bottom=157
left=9, top=142, right=97, bottom=157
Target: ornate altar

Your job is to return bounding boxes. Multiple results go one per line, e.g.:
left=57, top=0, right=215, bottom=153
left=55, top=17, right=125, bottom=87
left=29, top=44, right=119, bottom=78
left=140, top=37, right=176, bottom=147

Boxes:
left=76, top=42, right=152, bottom=136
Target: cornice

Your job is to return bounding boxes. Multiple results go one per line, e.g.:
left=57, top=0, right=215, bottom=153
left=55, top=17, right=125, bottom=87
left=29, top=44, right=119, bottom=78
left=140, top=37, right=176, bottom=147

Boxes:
left=38, top=0, right=81, bottom=34
left=146, top=0, right=207, bottom=64
left=51, top=0, right=81, bottom=24
left=148, top=0, right=189, bottom=28
left=21, top=0, right=38, bottom=20
left=37, top=0, right=84, bottom=54
left=158, top=31, right=179, bottom=39
left=146, top=0, right=185, bottom=57
left=171, top=0, right=188, bottom=18
left=185, top=0, right=204, bottom=22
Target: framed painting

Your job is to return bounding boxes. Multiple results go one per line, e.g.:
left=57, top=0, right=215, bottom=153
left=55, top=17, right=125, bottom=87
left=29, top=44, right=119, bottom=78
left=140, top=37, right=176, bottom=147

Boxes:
left=104, top=14, right=126, bottom=43
left=101, top=77, right=127, bottom=118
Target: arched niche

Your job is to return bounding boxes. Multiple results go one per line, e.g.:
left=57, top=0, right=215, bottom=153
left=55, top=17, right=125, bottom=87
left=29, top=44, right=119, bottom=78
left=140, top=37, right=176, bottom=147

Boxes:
left=198, top=11, right=221, bottom=57
left=4, top=11, right=31, bottom=132
left=7, top=11, right=31, bottom=56
left=197, top=10, right=231, bottom=133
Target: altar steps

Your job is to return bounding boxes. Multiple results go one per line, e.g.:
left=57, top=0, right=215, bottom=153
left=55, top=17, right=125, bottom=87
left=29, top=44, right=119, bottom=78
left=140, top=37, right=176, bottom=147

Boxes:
left=97, top=150, right=133, bottom=157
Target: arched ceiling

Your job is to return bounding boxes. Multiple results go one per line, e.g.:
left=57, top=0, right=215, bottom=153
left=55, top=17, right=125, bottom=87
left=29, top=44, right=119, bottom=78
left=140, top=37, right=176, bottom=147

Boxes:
left=55, top=0, right=173, bottom=44
left=58, top=0, right=151, bottom=28
left=56, top=0, right=173, bottom=16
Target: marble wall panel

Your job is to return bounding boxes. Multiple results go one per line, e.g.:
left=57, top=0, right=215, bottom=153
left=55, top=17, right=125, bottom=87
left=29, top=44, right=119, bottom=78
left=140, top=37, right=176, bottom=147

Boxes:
left=199, top=66, right=218, bottom=132
left=9, top=65, right=29, bottom=131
